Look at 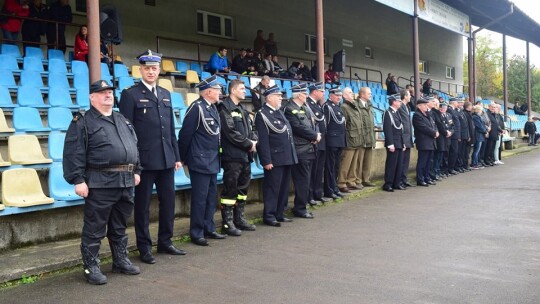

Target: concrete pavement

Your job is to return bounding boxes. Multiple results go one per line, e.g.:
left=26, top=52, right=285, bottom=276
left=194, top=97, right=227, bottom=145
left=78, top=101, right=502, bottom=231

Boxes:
left=0, top=149, right=539, bottom=303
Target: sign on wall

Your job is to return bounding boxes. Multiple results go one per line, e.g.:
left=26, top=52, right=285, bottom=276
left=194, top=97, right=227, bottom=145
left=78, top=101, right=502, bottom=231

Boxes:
left=374, top=0, right=414, bottom=15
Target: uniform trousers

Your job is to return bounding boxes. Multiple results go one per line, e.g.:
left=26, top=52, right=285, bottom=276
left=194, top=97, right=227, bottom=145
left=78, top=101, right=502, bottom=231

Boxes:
left=134, top=168, right=175, bottom=253
left=463, top=141, right=472, bottom=168
left=221, top=162, right=251, bottom=203
left=324, top=147, right=342, bottom=196
left=292, top=159, right=313, bottom=215
left=448, top=139, right=459, bottom=171
left=433, top=150, right=445, bottom=176
left=457, top=140, right=466, bottom=169
left=262, top=165, right=292, bottom=222
left=400, top=148, right=411, bottom=185
left=309, top=150, right=325, bottom=200
left=189, top=170, right=218, bottom=239
left=383, top=148, right=403, bottom=188
left=338, top=148, right=359, bottom=188
left=82, top=187, right=134, bottom=246
left=416, top=150, right=434, bottom=183
left=355, top=147, right=373, bottom=185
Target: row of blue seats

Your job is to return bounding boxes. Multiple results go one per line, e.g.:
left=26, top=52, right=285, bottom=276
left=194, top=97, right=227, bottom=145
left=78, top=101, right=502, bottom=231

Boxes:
left=0, top=85, right=84, bottom=109
left=0, top=44, right=66, bottom=63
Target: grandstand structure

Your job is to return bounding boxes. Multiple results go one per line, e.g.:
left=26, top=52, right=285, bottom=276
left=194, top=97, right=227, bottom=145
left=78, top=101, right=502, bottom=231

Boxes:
left=0, top=0, right=539, bottom=250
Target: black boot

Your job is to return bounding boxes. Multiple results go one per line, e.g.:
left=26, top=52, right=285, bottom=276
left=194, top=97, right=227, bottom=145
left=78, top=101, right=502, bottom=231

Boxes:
left=80, top=243, right=107, bottom=285
left=234, top=200, right=256, bottom=231
left=109, top=237, right=140, bottom=275
left=221, top=205, right=242, bottom=236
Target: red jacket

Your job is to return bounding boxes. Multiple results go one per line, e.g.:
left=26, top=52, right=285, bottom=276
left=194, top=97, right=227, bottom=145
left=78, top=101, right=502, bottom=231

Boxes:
left=73, top=34, right=88, bottom=61
left=1, top=0, right=29, bottom=33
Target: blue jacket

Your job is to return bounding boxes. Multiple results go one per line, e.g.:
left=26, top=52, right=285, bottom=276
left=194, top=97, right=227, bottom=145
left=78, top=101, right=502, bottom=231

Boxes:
left=472, top=113, right=487, bottom=142
left=206, top=52, right=228, bottom=72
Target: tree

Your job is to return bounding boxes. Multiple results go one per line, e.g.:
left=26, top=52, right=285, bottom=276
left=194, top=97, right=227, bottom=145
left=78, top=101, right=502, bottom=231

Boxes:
left=507, top=55, right=540, bottom=111
left=474, top=35, right=503, bottom=99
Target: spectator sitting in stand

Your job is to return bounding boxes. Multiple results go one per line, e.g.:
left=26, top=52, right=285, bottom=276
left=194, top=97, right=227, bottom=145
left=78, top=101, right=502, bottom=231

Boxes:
left=520, top=102, right=528, bottom=114
left=1, top=0, right=29, bottom=43
left=422, top=79, right=432, bottom=95
left=244, top=48, right=259, bottom=75
left=311, top=63, right=318, bottom=81
left=272, top=55, right=285, bottom=77
left=100, top=40, right=111, bottom=65
left=73, top=25, right=88, bottom=62
left=324, top=64, right=340, bottom=85
left=406, top=84, right=416, bottom=111
left=231, top=48, right=249, bottom=74
left=298, top=62, right=313, bottom=81
left=264, top=53, right=279, bottom=77
left=252, top=75, right=271, bottom=112
left=385, top=73, right=392, bottom=89
left=287, top=62, right=304, bottom=80
left=254, top=52, right=268, bottom=76
left=205, top=46, right=230, bottom=74
left=386, top=75, right=399, bottom=95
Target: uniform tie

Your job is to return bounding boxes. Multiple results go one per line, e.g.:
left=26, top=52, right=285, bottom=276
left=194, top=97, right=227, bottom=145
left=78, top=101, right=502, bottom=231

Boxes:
left=151, top=87, right=157, bottom=98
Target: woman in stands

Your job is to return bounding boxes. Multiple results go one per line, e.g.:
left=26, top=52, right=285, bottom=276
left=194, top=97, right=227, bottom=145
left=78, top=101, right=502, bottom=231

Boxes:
left=73, top=25, right=88, bottom=62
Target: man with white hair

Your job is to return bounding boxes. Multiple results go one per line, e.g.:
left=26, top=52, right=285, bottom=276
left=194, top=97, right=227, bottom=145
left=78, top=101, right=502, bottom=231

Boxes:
left=337, top=87, right=362, bottom=193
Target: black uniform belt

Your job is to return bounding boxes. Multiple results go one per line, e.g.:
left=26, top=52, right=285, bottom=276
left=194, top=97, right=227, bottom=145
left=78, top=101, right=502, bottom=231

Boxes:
left=88, top=164, right=135, bottom=172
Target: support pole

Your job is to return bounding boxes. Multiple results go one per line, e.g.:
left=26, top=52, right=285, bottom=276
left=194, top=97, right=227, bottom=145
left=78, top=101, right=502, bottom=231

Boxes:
left=472, top=34, right=477, bottom=100
left=527, top=41, right=531, bottom=117
left=468, top=35, right=474, bottom=102
left=412, top=0, right=420, bottom=99
left=315, top=0, right=325, bottom=83
left=502, top=34, right=508, bottom=118
left=87, top=0, right=101, bottom=83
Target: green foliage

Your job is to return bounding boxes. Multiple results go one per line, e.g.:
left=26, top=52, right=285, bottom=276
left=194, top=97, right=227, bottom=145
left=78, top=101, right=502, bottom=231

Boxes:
left=475, top=35, right=503, bottom=99
left=21, top=274, right=39, bottom=284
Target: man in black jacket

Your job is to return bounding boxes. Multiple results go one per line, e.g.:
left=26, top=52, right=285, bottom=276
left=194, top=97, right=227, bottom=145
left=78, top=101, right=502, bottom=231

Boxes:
left=447, top=98, right=461, bottom=174
left=398, top=89, right=414, bottom=187
left=484, top=103, right=500, bottom=165
left=432, top=101, right=453, bottom=180
left=382, top=94, right=405, bottom=192
left=525, top=117, right=539, bottom=146
left=413, top=97, right=439, bottom=186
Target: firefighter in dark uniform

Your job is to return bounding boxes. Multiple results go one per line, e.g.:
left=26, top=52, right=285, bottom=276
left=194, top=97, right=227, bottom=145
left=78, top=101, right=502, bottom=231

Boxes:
left=413, top=97, right=439, bottom=186
left=119, top=50, right=185, bottom=264
left=323, top=88, right=346, bottom=199
left=64, top=80, right=141, bottom=285
left=284, top=83, right=321, bottom=219
left=447, top=98, right=461, bottom=175
left=432, top=101, right=453, bottom=179
left=217, top=79, right=258, bottom=236
left=306, top=82, right=330, bottom=205
left=254, top=85, right=297, bottom=226
left=178, top=75, right=226, bottom=246
left=382, top=94, right=406, bottom=192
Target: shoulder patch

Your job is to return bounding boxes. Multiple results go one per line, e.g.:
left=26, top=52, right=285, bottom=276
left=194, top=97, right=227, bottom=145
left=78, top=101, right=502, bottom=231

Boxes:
left=72, top=112, right=84, bottom=123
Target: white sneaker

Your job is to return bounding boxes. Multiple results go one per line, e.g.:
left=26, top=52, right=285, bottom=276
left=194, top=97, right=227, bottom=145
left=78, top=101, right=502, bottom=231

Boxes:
left=498, top=161, right=504, bottom=165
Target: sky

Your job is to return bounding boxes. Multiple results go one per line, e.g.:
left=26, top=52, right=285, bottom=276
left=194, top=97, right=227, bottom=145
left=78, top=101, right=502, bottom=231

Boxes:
left=467, top=0, right=540, bottom=67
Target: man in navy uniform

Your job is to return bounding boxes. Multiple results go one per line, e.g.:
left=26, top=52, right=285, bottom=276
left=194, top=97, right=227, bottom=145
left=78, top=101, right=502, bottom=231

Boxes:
left=217, top=79, right=258, bottom=236
left=119, top=50, right=185, bottom=264
left=284, top=83, right=321, bottom=219
left=178, top=75, right=226, bottom=246
left=323, top=88, right=346, bottom=199
left=447, top=98, right=461, bottom=175
left=382, top=94, right=406, bottom=192
left=413, top=97, right=439, bottom=186
left=64, top=80, right=141, bottom=285
left=254, top=85, right=297, bottom=226
left=305, top=82, right=330, bottom=205
left=397, top=89, right=415, bottom=188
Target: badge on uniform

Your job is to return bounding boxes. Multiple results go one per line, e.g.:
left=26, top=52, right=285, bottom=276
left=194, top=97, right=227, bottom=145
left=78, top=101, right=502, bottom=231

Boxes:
left=139, top=99, right=149, bottom=103
left=231, top=112, right=242, bottom=118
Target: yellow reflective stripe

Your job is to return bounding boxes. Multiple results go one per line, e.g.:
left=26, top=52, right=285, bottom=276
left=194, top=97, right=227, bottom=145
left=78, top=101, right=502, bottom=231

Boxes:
left=237, top=195, right=247, bottom=200
left=220, top=198, right=237, bottom=205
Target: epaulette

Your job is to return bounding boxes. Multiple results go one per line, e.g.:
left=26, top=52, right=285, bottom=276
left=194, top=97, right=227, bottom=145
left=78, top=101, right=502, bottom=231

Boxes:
left=123, top=84, right=136, bottom=91
left=71, top=112, right=84, bottom=123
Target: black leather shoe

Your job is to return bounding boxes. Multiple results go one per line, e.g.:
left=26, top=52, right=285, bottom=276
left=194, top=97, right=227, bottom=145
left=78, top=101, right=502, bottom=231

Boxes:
left=139, top=251, right=156, bottom=264
left=417, top=182, right=429, bottom=187
left=205, top=231, right=226, bottom=239
left=382, top=185, right=394, bottom=192
left=157, top=245, right=186, bottom=255
left=263, top=220, right=281, bottom=227
left=403, top=182, right=415, bottom=187
left=336, top=191, right=347, bottom=197
left=319, top=197, right=332, bottom=203
left=277, top=217, right=293, bottom=223
left=308, top=200, right=320, bottom=206
left=394, top=185, right=407, bottom=190
left=448, top=170, right=458, bottom=175
left=294, top=212, right=314, bottom=219
left=426, top=180, right=437, bottom=185
left=191, top=237, right=208, bottom=246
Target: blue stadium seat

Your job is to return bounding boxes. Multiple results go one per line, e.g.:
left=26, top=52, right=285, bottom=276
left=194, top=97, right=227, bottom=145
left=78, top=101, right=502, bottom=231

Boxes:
left=0, top=69, right=18, bottom=90
left=179, top=108, right=187, bottom=126
left=49, top=163, right=81, bottom=201
left=173, top=113, right=181, bottom=129
left=240, top=76, right=251, bottom=97
left=48, top=59, right=68, bottom=74
left=48, top=131, right=65, bottom=162
left=48, top=86, right=78, bottom=108
left=113, top=63, right=130, bottom=78
left=17, top=86, right=50, bottom=108
left=176, top=61, right=188, bottom=75
left=0, top=54, right=21, bottom=73
left=190, top=62, right=202, bottom=75
left=71, top=60, right=88, bottom=76
left=171, top=92, right=186, bottom=109
left=48, top=107, right=73, bottom=131
left=101, top=63, right=113, bottom=82
left=48, top=49, right=65, bottom=61
left=76, top=88, right=90, bottom=109
left=73, top=73, right=89, bottom=90
left=23, top=56, right=45, bottom=73
left=20, top=70, right=47, bottom=91
left=25, top=46, right=44, bottom=60
left=0, top=85, right=17, bottom=108
left=201, top=71, right=211, bottom=80
left=13, top=107, right=51, bottom=132
left=1, top=44, right=22, bottom=59
left=117, top=76, right=135, bottom=91
left=49, top=72, right=75, bottom=92
left=174, top=168, right=191, bottom=189
left=216, top=75, right=227, bottom=87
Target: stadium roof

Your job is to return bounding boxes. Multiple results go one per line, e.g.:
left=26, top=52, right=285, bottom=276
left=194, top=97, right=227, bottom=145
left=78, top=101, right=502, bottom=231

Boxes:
left=440, top=0, right=540, bottom=46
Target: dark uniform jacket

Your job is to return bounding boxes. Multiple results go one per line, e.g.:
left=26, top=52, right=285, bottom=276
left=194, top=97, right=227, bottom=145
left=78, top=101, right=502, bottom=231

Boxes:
left=464, top=110, right=475, bottom=143
left=119, top=82, right=180, bottom=171
left=432, top=109, right=453, bottom=152
left=447, top=107, right=461, bottom=140
left=254, top=104, right=297, bottom=167
left=323, top=100, right=346, bottom=148
left=306, top=96, right=326, bottom=151
left=63, top=107, right=141, bottom=188
left=412, top=110, right=437, bottom=151
left=177, top=97, right=221, bottom=175
left=525, top=120, right=537, bottom=135
left=382, top=107, right=404, bottom=149
left=251, top=82, right=268, bottom=113
left=457, top=109, right=470, bottom=141
left=284, top=100, right=318, bottom=159
left=398, top=103, right=413, bottom=148
left=218, top=98, right=258, bottom=163
left=486, top=110, right=501, bottom=140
